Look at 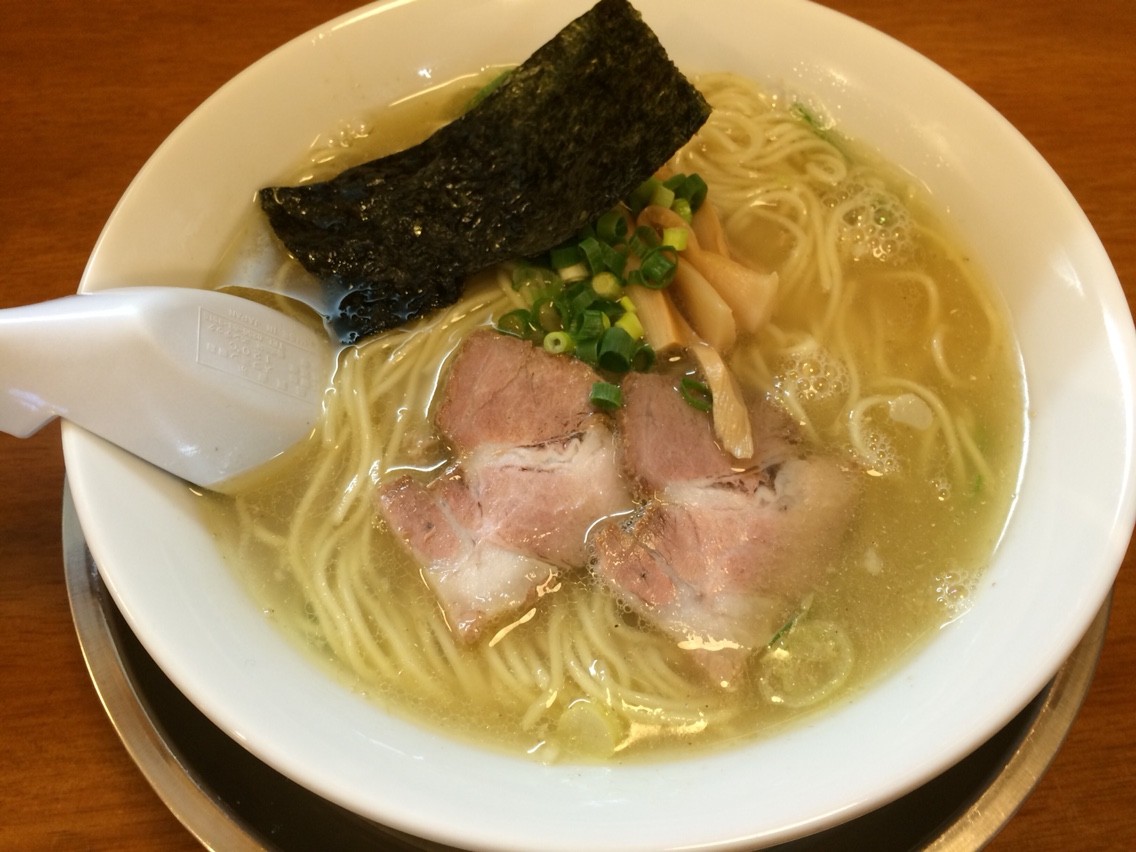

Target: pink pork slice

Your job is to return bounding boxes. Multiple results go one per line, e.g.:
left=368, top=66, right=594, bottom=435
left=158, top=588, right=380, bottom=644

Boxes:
left=378, top=330, right=633, bottom=642
left=435, top=329, right=598, bottom=452
left=592, top=372, right=859, bottom=686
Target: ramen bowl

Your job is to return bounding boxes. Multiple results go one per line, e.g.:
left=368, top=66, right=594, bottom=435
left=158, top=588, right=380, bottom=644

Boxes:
left=65, top=0, right=1135, bottom=849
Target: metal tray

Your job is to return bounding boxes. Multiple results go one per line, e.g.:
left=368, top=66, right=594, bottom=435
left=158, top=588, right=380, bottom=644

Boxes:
left=62, top=481, right=1110, bottom=851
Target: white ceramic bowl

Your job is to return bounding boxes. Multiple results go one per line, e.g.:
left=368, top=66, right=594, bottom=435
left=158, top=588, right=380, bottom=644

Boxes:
left=66, top=1, right=1136, bottom=849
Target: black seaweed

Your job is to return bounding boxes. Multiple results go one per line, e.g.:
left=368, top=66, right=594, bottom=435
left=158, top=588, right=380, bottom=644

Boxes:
left=258, top=0, right=711, bottom=342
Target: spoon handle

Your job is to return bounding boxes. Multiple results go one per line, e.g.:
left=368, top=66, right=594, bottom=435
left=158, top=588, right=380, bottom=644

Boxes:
left=0, top=287, right=332, bottom=489
left=0, top=292, right=132, bottom=438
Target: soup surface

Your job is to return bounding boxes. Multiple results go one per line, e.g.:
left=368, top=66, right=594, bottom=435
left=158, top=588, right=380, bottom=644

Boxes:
left=202, top=70, right=1025, bottom=762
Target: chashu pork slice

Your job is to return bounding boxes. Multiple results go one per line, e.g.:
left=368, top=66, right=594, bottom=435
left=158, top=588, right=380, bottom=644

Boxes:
left=592, top=372, right=859, bottom=686
left=378, top=330, right=633, bottom=642
left=435, top=328, right=598, bottom=453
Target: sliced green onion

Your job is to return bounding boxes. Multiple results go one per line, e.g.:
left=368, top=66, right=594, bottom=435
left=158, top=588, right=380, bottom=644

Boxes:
left=575, top=308, right=608, bottom=341
left=497, top=308, right=532, bottom=338
left=591, top=271, right=623, bottom=300
left=590, top=381, right=623, bottom=410
left=533, top=298, right=562, bottom=332
left=628, top=177, right=661, bottom=215
left=595, top=209, right=629, bottom=244
left=569, top=286, right=599, bottom=317
left=768, top=610, right=803, bottom=647
left=576, top=336, right=600, bottom=365
left=630, top=342, right=656, bottom=372
left=500, top=172, right=718, bottom=374
left=661, top=226, right=689, bottom=251
left=637, top=246, right=678, bottom=288
left=649, top=182, right=676, bottom=210
left=661, top=173, right=709, bottom=211
left=558, top=261, right=589, bottom=282
left=627, top=224, right=660, bottom=257
left=680, top=377, right=713, bottom=412
left=676, top=173, right=708, bottom=209
left=600, top=241, right=628, bottom=276
left=579, top=235, right=627, bottom=276
left=512, top=264, right=557, bottom=296
left=550, top=244, right=584, bottom=270
left=466, top=68, right=513, bottom=111
left=543, top=331, right=574, bottom=355
left=577, top=236, right=601, bottom=271
left=615, top=310, right=644, bottom=341
left=671, top=197, right=693, bottom=223
left=597, top=326, right=636, bottom=373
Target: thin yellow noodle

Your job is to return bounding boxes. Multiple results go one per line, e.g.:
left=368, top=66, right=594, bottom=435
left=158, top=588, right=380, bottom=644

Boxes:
left=574, top=593, right=634, bottom=686
left=776, top=383, right=821, bottom=443
left=405, top=610, right=459, bottom=694
left=873, top=270, right=943, bottom=336
left=484, top=643, right=536, bottom=701
left=405, top=624, right=452, bottom=692
left=880, top=379, right=968, bottom=484
left=916, top=222, right=1005, bottom=352
left=955, top=416, right=995, bottom=484
left=346, top=580, right=416, bottom=685
left=930, top=328, right=968, bottom=387
left=426, top=612, right=487, bottom=699
left=337, top=581, right=399, bottom=679
left=519, top=690, right=554, bottom=732
left=564, top=655, right=619, bottom=712
left=516, top=641, right=553, bottom=692
left=630, top=647, right=702, bottom=699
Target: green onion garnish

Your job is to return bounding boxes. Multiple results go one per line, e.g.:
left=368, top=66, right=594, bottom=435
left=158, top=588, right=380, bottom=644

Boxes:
left=543, top=331, right=575, bottom=355
left=595, top=209, right=628, bottom=244
left=614, top=310, right=643, bottom=341
left=576, top=336, right=600, bottom=365
left=465, top=68, right=513, bottom=111
left=630, top=342, right=656, bottom=372
left=628, top=178, right=660, bottom=215
left=533, top=298, right=562, bottom=332
left=590, top=381, right=623, bottom=410
left=549, top=244, right=584, bottom=270
left=597, top=326, right=637, bottom=373
left=497, top=308, right=533, bottom=339
left=512, top=264, right=553, bottom=293
left=637, top=246, right=678, bottom=288
left=577, top=235, right=626, bottom=276
left=680, top=377, right=713, bottom=412
left=661, top=226, right=689, bottom=251
left=671, top=197, right=693, bottom=223
left=578, top=236, right=605, bottom=273
left=649, top=182, right=676, bottom=210
left=568, top=283, right=598, bottom=315
left=558, top=261, right=589, bottom=282
left=573, top=308, right=607, bottom=340
left=591, top=271, right=623, bottom=300
left=675, top=173, right=708, bottom=209
left=496, top=171, right=710, bottom=378
left=628, top=224, right=660, bottom=256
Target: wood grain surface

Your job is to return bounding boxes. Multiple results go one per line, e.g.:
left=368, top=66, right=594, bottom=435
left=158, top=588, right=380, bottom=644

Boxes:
left=2, top=1, right=1133, bottom=849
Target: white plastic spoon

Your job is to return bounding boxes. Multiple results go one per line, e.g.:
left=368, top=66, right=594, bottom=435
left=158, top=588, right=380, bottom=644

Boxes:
left=0, top=287, right=334, bottom=492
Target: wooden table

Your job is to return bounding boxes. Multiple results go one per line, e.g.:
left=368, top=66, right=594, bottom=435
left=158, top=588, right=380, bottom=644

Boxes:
left=2, top=1, right=1133, bottom=848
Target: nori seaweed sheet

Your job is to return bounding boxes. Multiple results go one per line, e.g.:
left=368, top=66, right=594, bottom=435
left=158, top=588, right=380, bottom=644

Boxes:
left=259, top=0, right=711, bottom=342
